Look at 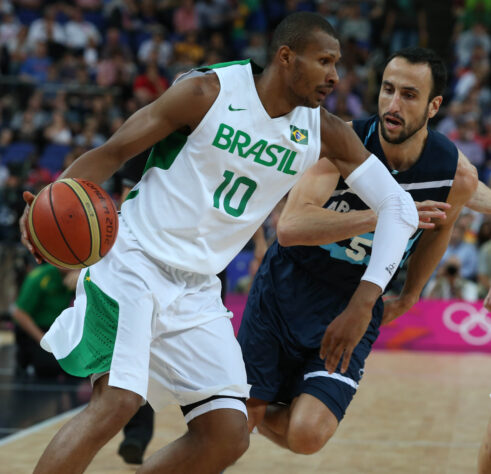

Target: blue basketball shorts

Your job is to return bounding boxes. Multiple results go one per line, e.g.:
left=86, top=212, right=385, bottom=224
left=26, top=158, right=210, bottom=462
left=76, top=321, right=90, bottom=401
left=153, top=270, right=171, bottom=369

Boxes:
left=237, top=249, right=383, bottom=421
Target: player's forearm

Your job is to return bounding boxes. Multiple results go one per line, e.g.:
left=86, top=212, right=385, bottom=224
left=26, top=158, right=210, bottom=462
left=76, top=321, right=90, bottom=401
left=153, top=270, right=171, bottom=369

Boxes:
left=400, top=225, right=454, bottom=302
left=346, top=155, right=418, bottom=292
left=58, top=146, right=125, bottom=184
left=466, top=180, right=491, bottom=214
left=277, top=206, right=376, bottom=246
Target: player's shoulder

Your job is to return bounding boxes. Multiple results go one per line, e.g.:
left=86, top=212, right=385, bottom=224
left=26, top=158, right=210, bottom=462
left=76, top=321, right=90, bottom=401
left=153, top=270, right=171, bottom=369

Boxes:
left=319, top=107, right=349, bottom=134
left=172, top=70, right=220, bottom=99
left=452, top=149, right=479, bottom=200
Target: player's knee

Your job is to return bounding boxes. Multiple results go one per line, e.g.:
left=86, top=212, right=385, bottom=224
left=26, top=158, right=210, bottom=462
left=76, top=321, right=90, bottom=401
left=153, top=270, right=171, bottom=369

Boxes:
left=190, top=409, right=250, bottom=465
left=286, top=418, right=336, bottom=455
left=89, top=388, right=141, bottom=429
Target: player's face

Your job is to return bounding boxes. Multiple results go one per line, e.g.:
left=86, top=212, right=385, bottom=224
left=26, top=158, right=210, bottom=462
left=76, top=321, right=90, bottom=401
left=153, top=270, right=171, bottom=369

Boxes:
left=288, top=31, right=341, bottom=108
left=378, top=58, right=440, bottom=145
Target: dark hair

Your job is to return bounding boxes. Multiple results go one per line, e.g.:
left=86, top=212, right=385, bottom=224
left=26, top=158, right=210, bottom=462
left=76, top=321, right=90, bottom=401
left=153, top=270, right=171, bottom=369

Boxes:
left=268, top=12, right=337, bottom=63
left=385, top=47, right=447, bottom=100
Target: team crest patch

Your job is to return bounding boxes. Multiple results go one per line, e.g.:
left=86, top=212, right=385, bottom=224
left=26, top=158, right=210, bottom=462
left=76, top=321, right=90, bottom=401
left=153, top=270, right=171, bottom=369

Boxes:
left=290, top=125, right=308, bottom=145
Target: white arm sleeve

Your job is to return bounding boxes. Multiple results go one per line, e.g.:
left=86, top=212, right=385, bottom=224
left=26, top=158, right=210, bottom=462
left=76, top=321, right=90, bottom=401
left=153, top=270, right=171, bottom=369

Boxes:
left=345, top=154, right=419, bottom=291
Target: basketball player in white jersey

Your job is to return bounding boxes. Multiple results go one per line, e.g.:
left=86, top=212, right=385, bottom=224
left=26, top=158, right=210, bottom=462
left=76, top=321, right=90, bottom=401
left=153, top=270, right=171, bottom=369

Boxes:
left=19, top=13, right=418, bottom=474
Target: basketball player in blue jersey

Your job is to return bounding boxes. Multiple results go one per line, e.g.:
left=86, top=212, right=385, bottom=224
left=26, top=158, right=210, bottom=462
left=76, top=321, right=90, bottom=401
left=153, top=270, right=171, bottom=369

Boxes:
left=19, top=13, right=420, bottom=473
left=238, top=47, right=482, bottom=455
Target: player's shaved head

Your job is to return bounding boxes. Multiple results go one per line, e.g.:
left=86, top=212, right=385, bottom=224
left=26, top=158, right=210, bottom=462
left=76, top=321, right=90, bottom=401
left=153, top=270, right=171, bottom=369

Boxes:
left=268, top=12, right=337, bottom=62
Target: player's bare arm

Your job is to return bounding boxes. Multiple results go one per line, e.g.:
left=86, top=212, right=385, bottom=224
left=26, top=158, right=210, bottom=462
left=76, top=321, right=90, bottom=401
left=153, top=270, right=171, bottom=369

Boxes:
left=467, top=180, right=491, bottom=214
left=319, top=109, right=370, bottom=175
left=277, top=159, right=449, bottom=247
left=382, top=149, right=478, bottom=325
left=58, top=73, right=220, bottom=184
left=20, top=73, right=220, bottom=256
left=453, top=151, right=491, bottom=214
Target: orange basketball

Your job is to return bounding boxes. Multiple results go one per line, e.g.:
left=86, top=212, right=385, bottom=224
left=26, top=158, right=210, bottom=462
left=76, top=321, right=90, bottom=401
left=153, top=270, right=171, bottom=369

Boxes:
left=26, top=178, right=119, bottom=269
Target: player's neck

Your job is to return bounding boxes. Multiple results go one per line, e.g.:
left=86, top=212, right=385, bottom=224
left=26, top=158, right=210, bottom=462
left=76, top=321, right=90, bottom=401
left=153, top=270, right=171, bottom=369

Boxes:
left=254, top=68, right=299, bottom=118
left=379, top=126, right=429, bottom=173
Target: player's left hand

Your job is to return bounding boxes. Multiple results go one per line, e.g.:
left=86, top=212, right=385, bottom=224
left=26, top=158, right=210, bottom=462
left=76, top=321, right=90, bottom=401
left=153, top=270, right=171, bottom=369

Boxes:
left=415, top=200, right=450, bottom=229
left=320, top=306, right=372, bottom=374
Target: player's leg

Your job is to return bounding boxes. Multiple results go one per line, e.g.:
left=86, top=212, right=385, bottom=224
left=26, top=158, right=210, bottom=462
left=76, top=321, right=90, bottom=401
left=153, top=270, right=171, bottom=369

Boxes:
left=144, top=299, right=251, bottom=473
left=283, top=393, right=338, bottom=454
left=138, top=406, right=248, bottom=474
left=237, top=248, right=286, bottom=434
left=34, top=374, right=141, bottom=474
left=478, top=414, right=491, bottom=474
left=37, top=221, right=157, bottom=471
left=246, top=397, right=268, bottom=432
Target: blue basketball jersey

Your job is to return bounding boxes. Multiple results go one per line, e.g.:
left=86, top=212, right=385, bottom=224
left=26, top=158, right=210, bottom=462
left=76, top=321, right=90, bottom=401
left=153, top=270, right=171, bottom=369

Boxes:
left=279, top=114, right=459, bottom=294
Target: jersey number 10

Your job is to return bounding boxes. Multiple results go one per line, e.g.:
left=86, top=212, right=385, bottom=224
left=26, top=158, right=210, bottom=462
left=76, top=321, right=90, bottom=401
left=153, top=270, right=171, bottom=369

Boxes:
left=213, top=170, right=257, bottom=217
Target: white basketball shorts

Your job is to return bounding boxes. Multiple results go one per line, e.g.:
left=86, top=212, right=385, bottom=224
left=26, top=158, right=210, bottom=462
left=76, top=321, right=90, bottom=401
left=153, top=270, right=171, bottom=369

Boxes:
left=41, top=216, right=250, bottom=420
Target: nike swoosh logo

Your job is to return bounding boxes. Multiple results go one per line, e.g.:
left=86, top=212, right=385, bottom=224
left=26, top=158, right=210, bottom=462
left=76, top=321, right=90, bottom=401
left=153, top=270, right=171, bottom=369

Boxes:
left=228, top=104, right=246, bottom=111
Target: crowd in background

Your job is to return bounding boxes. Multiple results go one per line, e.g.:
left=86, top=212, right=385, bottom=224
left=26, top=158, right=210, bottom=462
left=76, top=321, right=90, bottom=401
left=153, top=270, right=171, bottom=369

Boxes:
left=0, top=0, right=490, bottom=316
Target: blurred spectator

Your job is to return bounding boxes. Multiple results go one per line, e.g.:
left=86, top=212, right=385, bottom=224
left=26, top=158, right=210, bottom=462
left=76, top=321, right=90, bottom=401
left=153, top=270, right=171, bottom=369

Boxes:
left=477, top=240, right=491, bottom=297
left=382, top=0, right=426, bottom=53
left=438, top=215, right=479, bottom=280
left=457, top=0, right=491, bottom=31
left=454, top=44, right=490, bottom=102
left=74, top=116, right=105, bottom=148
left=133, top=62, right=169, bottom=106
left=101, top=26, right=132, bottom=61
left=43, top=110, right=72, bottom=145
left=324, top=71, right=366, bottom=121
left=0, top=11, right=21, bottom=48
left=7, top=24, right=29, bottom=74
left=96, top=51, right=126, bottom=87
left=137, top=26, right=173, bottom=68
left=64, top=6, right=101, bottom=52
left=423, top=256, right=479, bottom=301
left=27, top=5, right=67, bottom=58
left=19, top=41, right=53, bottom=84
left=449, top=113, right=486, bottom=171
left=196, top=0, right=232, bottom=35
left=10, top=91, right=50, bottom=133
left=0, top=163, right=26, bottom=243
left=83, top=35, right=99, bottom=73
left=207, top=31, right=232, bottom=61
left=337, top=2, right=371, bottom=48
left=455, top=22, right=491, bottom=70
left=421, top=0, right=456, bottom=65
left=58, top=51, right=81, bottom=83
left=242, top=32, right=267, bottom=67
left=316, top=0, right=341, bottom=31
left=173, top=31, right=205, bottom=66
left=173, top=0, right=199, bottom=35
left=12, top=264, right=79, bottom=378
left=436, top=100, right=462, bottom=137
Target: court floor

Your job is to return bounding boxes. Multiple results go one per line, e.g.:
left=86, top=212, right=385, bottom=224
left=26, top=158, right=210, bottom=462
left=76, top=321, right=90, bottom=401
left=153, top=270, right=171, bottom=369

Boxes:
left=0, top=350, right=489, bottom=473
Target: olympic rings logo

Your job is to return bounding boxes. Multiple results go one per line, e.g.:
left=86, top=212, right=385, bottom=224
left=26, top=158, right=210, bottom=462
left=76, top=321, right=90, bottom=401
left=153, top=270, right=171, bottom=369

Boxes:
left=442, top=302, right=491, bottom=346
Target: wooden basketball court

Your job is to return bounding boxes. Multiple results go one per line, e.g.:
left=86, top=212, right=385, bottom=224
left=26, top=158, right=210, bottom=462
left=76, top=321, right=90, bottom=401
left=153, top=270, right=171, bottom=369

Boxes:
left=1, top=350, right=489, bottom=473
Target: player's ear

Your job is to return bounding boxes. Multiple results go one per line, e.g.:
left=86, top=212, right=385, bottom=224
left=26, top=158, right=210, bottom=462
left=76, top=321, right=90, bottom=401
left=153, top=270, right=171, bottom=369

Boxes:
left=428, top=95, right=443, bottom=119
left=277, top=45, right=295, bottom=67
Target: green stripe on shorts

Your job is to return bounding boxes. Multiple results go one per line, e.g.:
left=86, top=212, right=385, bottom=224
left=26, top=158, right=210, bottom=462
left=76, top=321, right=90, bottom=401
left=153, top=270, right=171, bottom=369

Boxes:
left=58, top=270, right=119, bottom=377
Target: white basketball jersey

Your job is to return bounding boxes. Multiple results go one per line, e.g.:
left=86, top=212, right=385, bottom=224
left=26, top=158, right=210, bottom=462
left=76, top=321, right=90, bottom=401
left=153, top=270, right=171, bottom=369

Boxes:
left=121, top=60, right=321, bottom=274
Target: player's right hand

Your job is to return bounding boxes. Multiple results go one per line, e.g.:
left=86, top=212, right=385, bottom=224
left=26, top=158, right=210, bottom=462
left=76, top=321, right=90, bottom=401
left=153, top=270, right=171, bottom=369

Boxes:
left=415, top=200, right=450, bottom=229
left=19, top=191, right=42, bottom=264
